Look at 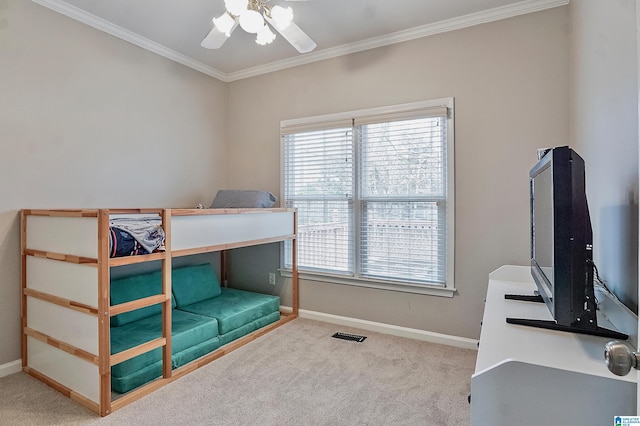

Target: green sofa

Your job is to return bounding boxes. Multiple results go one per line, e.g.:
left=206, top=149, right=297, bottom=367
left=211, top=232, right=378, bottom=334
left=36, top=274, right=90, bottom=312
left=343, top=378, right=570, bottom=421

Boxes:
left=110, top=264, right=280, bottom=394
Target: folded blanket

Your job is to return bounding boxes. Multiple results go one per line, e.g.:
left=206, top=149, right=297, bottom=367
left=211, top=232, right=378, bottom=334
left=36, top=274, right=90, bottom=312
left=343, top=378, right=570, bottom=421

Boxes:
left=109, top=217, right=165, bottom=256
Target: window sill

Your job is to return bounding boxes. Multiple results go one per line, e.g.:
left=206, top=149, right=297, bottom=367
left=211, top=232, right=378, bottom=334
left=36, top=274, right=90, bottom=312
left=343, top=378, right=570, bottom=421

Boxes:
left=280, top=269, right=456, bottom=298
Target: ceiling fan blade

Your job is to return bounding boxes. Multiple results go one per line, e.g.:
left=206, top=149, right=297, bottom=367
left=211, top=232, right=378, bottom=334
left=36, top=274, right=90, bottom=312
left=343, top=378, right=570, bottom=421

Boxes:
left=264, top=16, right=316, bottom=53
left=201, top=21, right=238, bottom=49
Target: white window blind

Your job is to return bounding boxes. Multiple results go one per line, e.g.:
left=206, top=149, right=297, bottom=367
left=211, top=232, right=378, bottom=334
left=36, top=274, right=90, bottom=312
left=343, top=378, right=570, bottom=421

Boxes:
left=282, top=99, right=454, bottom=292
left=283, top=127, right=354, bottom=274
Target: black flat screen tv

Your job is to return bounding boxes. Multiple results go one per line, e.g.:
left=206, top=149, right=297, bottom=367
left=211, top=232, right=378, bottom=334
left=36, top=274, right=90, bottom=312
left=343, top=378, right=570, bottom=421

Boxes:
left=506, top=146, right=627, bottom=340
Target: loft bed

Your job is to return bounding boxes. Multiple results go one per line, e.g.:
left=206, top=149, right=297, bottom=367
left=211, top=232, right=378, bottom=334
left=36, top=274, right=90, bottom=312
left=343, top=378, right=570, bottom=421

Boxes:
left=21, top=208, right=298, bottom=416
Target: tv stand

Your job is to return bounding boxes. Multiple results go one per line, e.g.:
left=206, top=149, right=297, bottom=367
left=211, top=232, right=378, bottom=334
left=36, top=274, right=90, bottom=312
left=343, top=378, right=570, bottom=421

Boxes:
left=504, top=293, right=629, bottom=340
left=504, top=293, right=543, bottom=303
left=505, top=317, right=629, bottom=340
left=471, top=265, right=636, bottom=426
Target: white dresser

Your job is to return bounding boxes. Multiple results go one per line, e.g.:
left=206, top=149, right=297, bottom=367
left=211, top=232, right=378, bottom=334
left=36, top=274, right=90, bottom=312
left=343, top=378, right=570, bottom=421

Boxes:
left=470, top=265, right=637, bottom=426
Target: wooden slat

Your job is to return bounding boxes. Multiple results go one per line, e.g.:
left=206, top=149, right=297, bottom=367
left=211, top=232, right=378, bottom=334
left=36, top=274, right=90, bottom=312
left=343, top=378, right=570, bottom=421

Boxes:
left=108, top=251, right=166, bottom=267
left=22, top=209, right=99, bottom=218
left=172, top=235, right=295, bottom=258
left=24, top=327, right=99, bottom=365
left=24, top=367, right=100, bottom=415
left=107, top=208, right=164, bottom=215
left=24, top=248, right=98, bottom=265
left=21, top=210, right=28, bottom=369
left=161, top=209, right=172, bottom=379
left=23, top=288, right=99, bottom=316
left=110, top=338, right=166, bottom=367
left=110, top=294, right=168, bottom=317
left=97, top=209, right=111, bottom=416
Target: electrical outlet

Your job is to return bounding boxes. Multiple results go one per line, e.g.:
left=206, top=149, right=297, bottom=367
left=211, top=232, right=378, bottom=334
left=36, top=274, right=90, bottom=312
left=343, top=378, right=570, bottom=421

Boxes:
left=268, top=272, right=276, bottom=285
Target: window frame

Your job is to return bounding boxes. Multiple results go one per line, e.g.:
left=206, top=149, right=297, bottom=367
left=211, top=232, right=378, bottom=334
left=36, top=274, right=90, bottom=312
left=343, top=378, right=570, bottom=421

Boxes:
left=280, top=98, right=455, bottom=297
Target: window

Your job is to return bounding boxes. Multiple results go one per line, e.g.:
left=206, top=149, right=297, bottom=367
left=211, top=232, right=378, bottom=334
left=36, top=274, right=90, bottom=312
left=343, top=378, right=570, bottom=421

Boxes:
left=282, top=98, right=454, bottom=296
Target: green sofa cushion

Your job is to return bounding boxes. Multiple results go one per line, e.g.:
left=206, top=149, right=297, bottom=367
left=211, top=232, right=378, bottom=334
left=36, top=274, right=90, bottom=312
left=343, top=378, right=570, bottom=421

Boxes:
left=110, top=270, right=176, bottom=327
left=176, top=288, right=280, bottom=335
left=219, top=311, right=280, bottom=346
left=111, top=337, right=220, bottom=394
left=111, top=309, right=219, bottom=378
left=171, top=264, right=221, bottom=308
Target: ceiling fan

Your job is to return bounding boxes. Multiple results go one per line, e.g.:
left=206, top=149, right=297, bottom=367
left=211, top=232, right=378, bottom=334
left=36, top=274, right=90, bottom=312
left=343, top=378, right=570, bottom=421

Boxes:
left=201, top=0, right=317, bottom=53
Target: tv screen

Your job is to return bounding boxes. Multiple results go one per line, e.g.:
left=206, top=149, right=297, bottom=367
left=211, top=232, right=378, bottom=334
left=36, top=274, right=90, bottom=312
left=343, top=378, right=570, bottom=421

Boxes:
left=530, top=157, right=554, bottom=307
left=506, top=146, right=627, bottom=340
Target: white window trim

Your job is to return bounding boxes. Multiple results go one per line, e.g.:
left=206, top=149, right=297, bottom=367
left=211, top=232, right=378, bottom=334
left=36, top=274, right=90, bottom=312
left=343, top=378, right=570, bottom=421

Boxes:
left=280, top=97, right=456, bottom=297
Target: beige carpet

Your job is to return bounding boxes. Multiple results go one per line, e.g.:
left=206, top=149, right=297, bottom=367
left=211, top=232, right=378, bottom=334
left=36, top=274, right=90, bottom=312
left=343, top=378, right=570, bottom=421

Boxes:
left=0, top=318, right=476, bottom=425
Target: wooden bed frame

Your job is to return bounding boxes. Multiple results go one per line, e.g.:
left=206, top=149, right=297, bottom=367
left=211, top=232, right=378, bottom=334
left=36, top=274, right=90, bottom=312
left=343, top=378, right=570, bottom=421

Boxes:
left=21, top=208, right=298, bottom=416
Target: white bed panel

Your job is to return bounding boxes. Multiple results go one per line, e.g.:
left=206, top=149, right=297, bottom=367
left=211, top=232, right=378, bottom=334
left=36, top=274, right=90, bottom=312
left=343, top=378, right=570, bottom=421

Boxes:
left=26, top=216, right=98, bottom=258
left=27, top=297, right=98, bottom=355
left=27, top=337, right=100, bottom=403
left=172, top=211, right=294, bottom=251
left=26, top=257, right=98, bottom=308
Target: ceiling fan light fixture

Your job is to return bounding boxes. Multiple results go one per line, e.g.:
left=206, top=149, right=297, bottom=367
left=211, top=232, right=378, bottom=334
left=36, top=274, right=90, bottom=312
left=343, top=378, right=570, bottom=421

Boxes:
left=270, top=5, right=293, bottom=30
left=224, top=0, right=248, bottom=17
left=239, top=9, right=264, bottom=33
left=201, top=0, right=315, bottom=53
left=213, top=12, right=236, bottom=37
left=256, top=24, right=276, bottom=45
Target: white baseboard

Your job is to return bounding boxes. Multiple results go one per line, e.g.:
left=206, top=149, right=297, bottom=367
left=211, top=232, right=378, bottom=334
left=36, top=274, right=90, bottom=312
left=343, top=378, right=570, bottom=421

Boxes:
left=0, top=360, right=22, bottom=379
left=281, top=306, right=478, bottom=350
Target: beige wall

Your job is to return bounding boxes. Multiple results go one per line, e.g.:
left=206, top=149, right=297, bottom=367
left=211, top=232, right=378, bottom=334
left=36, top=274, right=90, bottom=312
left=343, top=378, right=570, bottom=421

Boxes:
left=226, top=7, right=571, bottom=339
left=0, top=1, right=228, bottom=364
left=570, top=0, right=639, bottom=313
left=7, top=1, right=624, bottom=365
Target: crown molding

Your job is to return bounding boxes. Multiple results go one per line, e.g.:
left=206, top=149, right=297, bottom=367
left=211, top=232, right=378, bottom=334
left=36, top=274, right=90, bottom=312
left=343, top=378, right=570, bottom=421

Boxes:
left=226, top=0, right=569, bottom=81
left=32, top=0, right=568, bottom=83
left=31, top=0, right=227, bottom=81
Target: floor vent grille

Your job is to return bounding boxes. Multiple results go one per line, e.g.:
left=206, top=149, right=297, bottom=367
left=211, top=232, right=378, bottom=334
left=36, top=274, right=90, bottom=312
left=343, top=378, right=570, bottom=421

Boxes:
left=332, top=332, right=367, bottom=342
